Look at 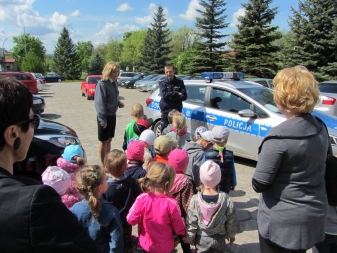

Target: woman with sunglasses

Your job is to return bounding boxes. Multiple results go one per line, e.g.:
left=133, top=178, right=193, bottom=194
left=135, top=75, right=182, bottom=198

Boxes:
left=0, top=76, right=101, bottom=253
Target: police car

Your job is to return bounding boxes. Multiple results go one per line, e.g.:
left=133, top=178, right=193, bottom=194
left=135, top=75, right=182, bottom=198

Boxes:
left=145, top=72, right=337, bottom=161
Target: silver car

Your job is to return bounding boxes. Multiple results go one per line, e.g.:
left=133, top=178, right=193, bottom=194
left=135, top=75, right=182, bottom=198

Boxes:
left=135, top=75, right=165, bottom=92
left=316, top=81, right=337, bottom=116
left=145, top=78, right=337, bottom=160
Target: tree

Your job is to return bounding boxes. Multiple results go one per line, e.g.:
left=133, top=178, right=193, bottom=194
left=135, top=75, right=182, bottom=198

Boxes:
left=89, top=54, right=104, bottom=74
left=53, top=27, right=82, bottom=79
left=105, top=38, right=123, bottom=67
left=172, top=47, right=199, bottom=75
left=92, top=43, right=108, bottom=64
left=169, top=26, right=201, bottom=58
left=226, top=0, right=281, bottom=78
left=288, top=0, right=337, bottom=80
left=139, top=6, right=171, bottom=73
left=76, top=41, right=94, bottom=73
left=273, top=30, right=296, bottom=70
left=120, top=30, right=147, bottom=71
left=11, top=34, right=46, bottom=67
left=186, top=0, right=229, bottom=74
left=20, top=51, right=45, bottom=73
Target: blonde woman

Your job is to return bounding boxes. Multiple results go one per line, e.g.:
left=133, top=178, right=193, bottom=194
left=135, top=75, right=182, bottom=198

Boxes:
left=252, top=66, right=329, bottom=253
left=95, top=61, right=125, bottom=164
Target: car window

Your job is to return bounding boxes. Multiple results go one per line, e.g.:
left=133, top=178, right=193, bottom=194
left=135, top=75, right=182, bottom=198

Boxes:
left=185, top=85, right=206, bottom=106
left=238, top=87, right=279, bottom=113
left=88, top=77, right=101, bottom=84
left=319, top=83, right=337, bottom=93
left=254, top=80, right=268, bottom=87
left=21, top=74, right=31, bottom=80
left=132, top=74, right=143, bottom=79
left=151, top=75, right=164, bottom=81
left=209, top=87, right=250, bottom=113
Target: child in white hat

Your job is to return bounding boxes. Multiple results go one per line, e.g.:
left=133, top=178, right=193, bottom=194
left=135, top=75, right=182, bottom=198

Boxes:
left=184, top=160, right=237, bottom=252
left=139, top=129, right=156, bottom=170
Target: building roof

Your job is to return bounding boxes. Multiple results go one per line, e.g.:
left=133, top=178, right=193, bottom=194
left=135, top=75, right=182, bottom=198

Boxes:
left=4, top=59, right=15, bottom=63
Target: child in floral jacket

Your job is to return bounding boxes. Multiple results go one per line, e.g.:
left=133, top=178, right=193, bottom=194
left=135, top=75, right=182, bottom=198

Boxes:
left=56, top=144, right=85, bottom=209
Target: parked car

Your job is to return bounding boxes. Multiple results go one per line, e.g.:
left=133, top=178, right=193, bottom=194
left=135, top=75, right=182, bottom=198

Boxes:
left=13, top=118, right=86, bottom=183
left=44, top=73, right=65, bottom=83
left=33, top=94, right=46, bottom=114
left=81, top=75, right=102, bottom=100
left=135, top=75, right=166, bottom=92
left=145, top=73, right=337, bottom=160
left=122, top=73, right=146, bottom=89
left=244, top=78, right=274, bottom=89
left=315, top=81, right=337, bottom=116
left=0, top=71, right=38, bottom=94
left=117, top=72, right=139, bottom=85
left=134, top=74, right=159, bottom=87
left=31, top=72, right=45, bottom=91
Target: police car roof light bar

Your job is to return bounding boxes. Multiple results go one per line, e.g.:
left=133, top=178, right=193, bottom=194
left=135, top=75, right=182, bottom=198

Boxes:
left=201, top=72, right=244, bottom=82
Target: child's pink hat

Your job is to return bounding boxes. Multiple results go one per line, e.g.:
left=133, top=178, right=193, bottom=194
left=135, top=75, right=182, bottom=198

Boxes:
left=127, top=140, right=145, bottom=161
left=42, top=166, right=71, bottom=195
left=168, top=149, right=189, bottom=173
left=199, top=160, right=221, bottom=188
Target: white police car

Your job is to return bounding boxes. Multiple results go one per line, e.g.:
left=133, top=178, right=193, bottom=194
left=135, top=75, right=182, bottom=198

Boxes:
left=145, top=72, right=337, bottom=161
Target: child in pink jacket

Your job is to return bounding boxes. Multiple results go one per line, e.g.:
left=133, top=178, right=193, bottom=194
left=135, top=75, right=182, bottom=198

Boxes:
left=126, top=162, right=186, bottom=253
left=56, top=144, right=85, bottom=209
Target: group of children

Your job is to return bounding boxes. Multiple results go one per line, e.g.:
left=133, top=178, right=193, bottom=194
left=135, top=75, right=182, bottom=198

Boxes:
left=41, top=103, right=238, bottom=253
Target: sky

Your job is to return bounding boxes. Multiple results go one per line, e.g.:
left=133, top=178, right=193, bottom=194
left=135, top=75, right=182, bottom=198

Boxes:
left=0, top=0, right=296, bottom=54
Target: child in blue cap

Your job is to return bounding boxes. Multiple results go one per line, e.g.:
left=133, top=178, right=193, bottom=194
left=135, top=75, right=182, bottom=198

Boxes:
left=56, top=144, right=86, bottom=208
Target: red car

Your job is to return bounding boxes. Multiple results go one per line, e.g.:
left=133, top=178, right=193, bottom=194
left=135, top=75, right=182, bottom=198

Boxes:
left=0, top=72, right=38, bottom=94
left=81, top=75, right=102, bottom=100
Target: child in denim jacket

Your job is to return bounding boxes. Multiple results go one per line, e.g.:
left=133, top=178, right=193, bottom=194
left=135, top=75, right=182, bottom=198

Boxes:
left=71, top=165, right=124, bottom=253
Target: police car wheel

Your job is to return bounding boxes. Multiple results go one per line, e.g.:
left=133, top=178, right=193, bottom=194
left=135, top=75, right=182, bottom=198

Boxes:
left=153, top=121, right=161, bottom=137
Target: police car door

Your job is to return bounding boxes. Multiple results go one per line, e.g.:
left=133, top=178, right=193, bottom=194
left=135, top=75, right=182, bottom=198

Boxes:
left=182, top=84, right=207, bottom=135
left=204, top=86, right=260, bottom=160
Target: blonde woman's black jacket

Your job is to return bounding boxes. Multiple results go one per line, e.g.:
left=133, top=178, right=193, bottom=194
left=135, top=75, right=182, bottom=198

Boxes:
left=0, top=167, right=102, bottom=253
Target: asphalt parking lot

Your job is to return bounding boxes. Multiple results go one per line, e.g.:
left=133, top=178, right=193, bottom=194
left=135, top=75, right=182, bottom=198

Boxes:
left=38, top=82, right=312, bottom=253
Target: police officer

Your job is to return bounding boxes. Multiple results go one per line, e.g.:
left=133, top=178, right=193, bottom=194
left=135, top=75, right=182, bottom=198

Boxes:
left=159, top=64, right=187, bottom=134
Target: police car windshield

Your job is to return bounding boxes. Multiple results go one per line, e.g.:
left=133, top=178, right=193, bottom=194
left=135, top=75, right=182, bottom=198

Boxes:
left=237, top=87, right=280, bottom=113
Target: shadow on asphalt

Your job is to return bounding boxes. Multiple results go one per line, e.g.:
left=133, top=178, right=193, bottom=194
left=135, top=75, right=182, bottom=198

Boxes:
left=227, top=242, right=260, bottom=253
left=234, top=156, right=257, bottom=168
left=234, top=198, right=259, bottom=209
left=41, top=113, right=62, bottom=120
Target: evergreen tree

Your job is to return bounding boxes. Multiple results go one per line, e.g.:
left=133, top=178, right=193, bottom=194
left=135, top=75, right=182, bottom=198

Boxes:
left=139, top=6, right=171, bottom=73
left=89, top=54, right=104, bottom=75
left=288, top=0, right=337, bottom=80
left=53, top=27, right=82, bottom=79
left=186, top=0, right=229, bottom=74
left=20, top=51, right=45, bottom=73
left=139, top=28, right=154, bottom=73
left=226, top=0, right=281, bottom=78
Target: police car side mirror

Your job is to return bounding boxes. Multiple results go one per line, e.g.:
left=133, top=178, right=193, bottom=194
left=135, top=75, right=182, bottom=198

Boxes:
left=239, top=109, right=257, bottom=118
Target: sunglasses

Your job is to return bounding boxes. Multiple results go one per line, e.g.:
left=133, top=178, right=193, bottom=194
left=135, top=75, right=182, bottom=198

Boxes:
left=16, top=114, right=40, bottom=129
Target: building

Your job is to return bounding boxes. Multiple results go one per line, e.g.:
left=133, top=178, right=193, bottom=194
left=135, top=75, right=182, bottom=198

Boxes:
left=0, top=48, right=18, bottom=71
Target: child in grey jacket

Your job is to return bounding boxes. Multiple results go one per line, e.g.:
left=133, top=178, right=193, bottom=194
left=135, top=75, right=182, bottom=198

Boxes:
left=184, top=160, right=236, bottom=252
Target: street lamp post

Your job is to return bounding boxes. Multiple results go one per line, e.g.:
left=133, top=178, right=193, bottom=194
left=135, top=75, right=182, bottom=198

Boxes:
left=2, top=36, right=13, bottom=72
